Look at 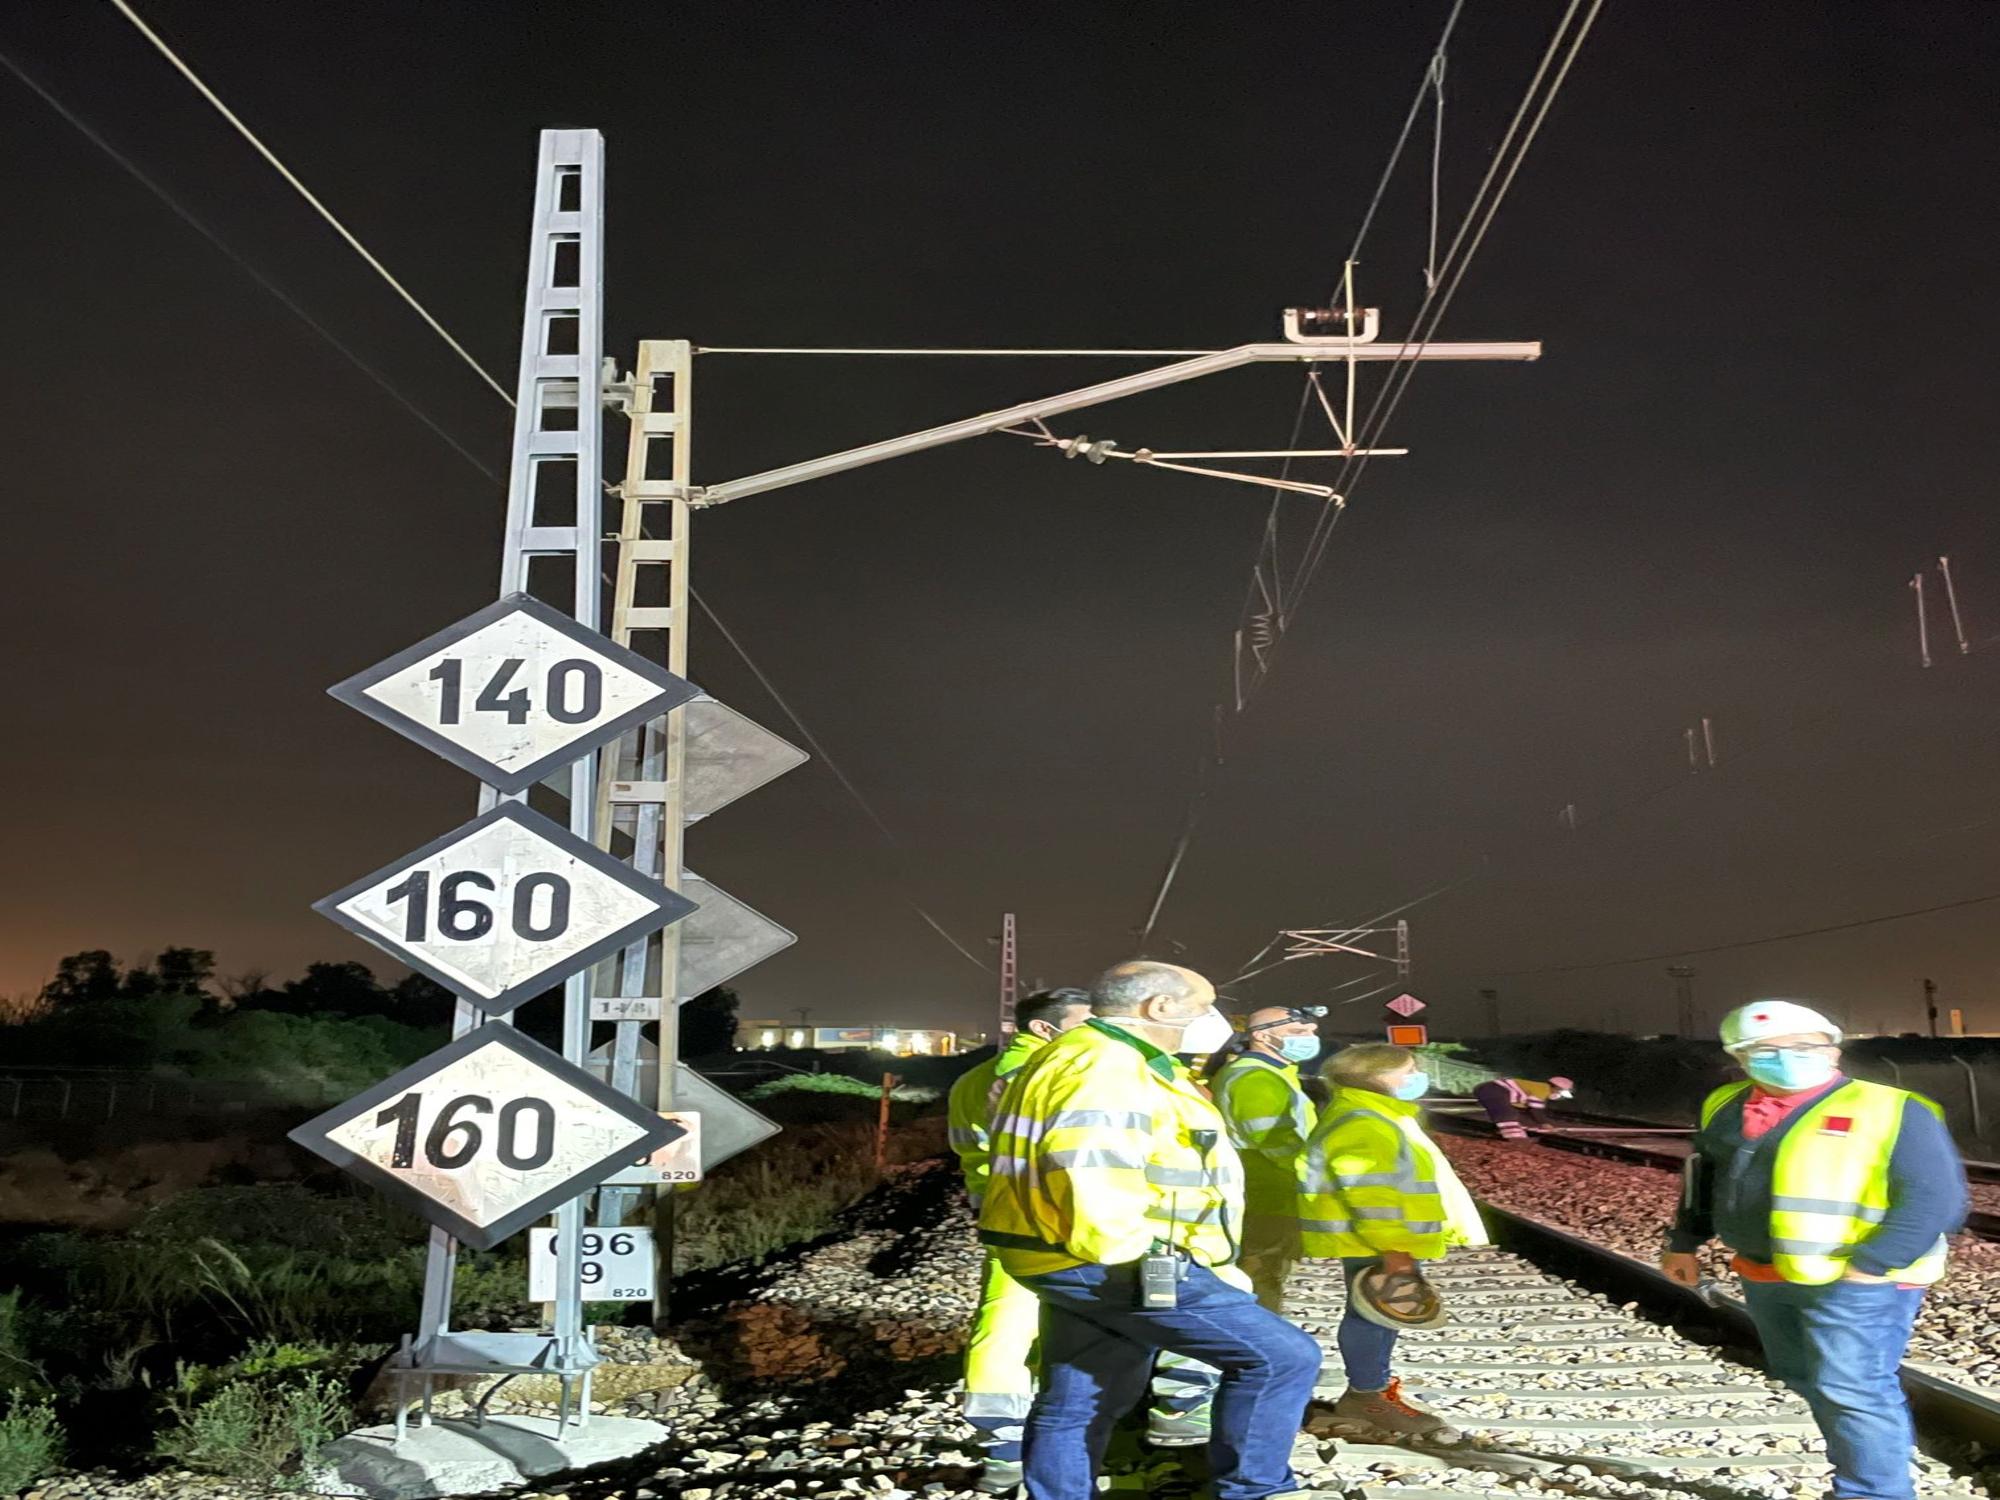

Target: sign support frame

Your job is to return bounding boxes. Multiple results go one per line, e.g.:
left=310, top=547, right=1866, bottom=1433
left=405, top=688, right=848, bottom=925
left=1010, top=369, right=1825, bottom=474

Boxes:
left=401, top=128, right=608, bottom=1431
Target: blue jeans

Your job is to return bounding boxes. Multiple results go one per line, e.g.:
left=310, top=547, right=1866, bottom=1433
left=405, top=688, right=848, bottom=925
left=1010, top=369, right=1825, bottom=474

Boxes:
left=1338, top=1257, right=1399, bottom=1391
left=1740, top=1277, right=1925, bottom=1500
left=1019, top=1259, right=1322, bottom=1500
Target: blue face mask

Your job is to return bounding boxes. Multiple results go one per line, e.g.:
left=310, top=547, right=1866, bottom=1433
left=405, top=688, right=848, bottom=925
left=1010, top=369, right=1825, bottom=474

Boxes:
left=1741, top=1049, right=1837, bottom=1093
left=1279, top=1036, right=1320, bottom=1063
left=1392, top=1070, right=1430, bottom=1101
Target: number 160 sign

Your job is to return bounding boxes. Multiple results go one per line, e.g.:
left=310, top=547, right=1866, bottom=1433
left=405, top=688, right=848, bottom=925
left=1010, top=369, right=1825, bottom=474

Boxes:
left=315, top=804, right=697, bottom=1017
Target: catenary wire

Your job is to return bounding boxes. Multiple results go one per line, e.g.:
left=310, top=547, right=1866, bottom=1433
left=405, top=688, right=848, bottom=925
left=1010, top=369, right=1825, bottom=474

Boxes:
left=0, top=45, right=505, bottom=486
left=106, top=0, right=514, bottom=405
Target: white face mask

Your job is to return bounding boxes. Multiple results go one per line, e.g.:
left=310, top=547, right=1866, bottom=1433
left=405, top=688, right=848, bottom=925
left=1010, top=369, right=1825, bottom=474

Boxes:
left=1178, top=1009, right=1236, bottom=1055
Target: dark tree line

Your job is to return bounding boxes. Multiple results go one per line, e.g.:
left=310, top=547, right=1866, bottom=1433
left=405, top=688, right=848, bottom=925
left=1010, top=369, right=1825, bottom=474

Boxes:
left=30, top=946, right=742, bottom=1055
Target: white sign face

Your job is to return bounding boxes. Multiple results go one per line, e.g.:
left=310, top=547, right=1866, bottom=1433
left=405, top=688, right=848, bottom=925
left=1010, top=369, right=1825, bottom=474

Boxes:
left=288, top=1024, right=683, bottom=1250
left=316, top=804, right=698, bottom=1016
left=590, top=995, right=662, bottom=1023
left=330, top=593, right=698, bottom=793
left=529, top=1227, right=656, bottom=1302
left=650, top=1111, right=703, bottom=1183
left=1386, top=993, right=1427, bottom=1018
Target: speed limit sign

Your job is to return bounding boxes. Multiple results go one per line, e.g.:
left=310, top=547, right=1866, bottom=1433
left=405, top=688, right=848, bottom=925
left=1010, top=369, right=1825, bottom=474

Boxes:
left=287, top=1023, right=684, bottom=1249
left=528, top=1227, right=655, bottom=1302
left=314, top=803, right=697, bottom=1016
left=328, top=592, right=699, bottom=794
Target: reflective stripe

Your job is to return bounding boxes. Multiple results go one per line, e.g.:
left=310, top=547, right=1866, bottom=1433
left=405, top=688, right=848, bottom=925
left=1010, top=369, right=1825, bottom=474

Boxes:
left=1351, top=1205, right=1407, bottom=1221
left=949, top=1126, right=982, bottom=1146
left=963, top=1391, right=1034, bottom=1419
left=1043, top=1147, right=1148, bottom=1171
left=1772, top=1238, right=1852, bottom=1256
left=1301, top=1218, right=1359, bottom=1234
left=1235, top=1114, right=1284, bottom=1133
left=1334, top=1171, right=1438, bottom=1195
left=1773, top=1196, right=1887, bottom=1223
left=1047, top=1109, right=1153, bottom=1132
left=1148, top=1201, right=1221, bottom=1224
left=1145, top=1165, right=1212, bottom=1187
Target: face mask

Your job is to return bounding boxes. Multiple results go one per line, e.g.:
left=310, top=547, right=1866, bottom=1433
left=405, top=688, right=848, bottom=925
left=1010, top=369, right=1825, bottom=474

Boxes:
left=1742, top=1050, right=1836, bottom=1092
left=1391, top=1070, right=1430, bottom=1101
left=1279, top=1036, right=1320, bottom=1064
left=1178, top=1009, right=1236, bottom=1055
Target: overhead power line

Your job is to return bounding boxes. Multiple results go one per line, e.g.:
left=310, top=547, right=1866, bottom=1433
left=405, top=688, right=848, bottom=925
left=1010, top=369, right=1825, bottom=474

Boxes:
left=0, top=45, right=503, bottom=485
left=107, top=0, right=514, bottom=405
left=1138, top=0, right=1603, bottom=948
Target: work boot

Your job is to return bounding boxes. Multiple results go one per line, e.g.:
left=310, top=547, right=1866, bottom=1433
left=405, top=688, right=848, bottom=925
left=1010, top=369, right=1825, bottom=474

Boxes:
left=974, top=1457, right=1023, bottom=1494
left=1144, top=1410, right=1210, bottom=1449
left=1330, top=1378, right=1461, bottom=1442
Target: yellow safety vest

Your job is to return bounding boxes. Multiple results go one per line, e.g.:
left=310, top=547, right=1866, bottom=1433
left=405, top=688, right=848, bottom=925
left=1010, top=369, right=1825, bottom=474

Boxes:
left=948, top=1032, right=1045, bottom=1209
left=1700, top=1078, right=1949, bottom=1286
left=1298, top=1087, right=1485, bottom=1259
left=977, top=1019, right=1243, bottom=1278
left=1211, top=1053, right=1316, bottom=1217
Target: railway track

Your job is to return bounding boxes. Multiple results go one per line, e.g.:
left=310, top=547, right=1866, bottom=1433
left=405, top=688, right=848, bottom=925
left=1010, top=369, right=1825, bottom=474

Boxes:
left=1286, top=1223, right=2000, bottom=1500
left=1428, top=1107, right=2000, bottom=1241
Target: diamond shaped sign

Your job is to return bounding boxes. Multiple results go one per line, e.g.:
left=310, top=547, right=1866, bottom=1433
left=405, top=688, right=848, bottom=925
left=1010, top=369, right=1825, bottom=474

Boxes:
left=289, top=1023, right=684, bottom=1250
left=330, top=593, right=699, bottom=794
left=315, top=804, right=698, bottom=1016
left=1386, top=993, right=1426, bottom=1018
left=674, top=873, right=796, bottom=999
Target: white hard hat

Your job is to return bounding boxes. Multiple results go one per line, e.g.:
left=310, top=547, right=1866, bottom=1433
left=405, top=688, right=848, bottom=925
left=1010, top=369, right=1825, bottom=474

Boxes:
left=1720, top=1000, right=1843, bottom=1051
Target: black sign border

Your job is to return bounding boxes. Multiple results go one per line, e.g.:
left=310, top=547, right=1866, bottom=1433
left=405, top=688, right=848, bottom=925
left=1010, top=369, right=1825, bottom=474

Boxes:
left=287, top=1021, right=685, bottom=1251
left=328, top=592, right=701, bottom=794
left=313, top=803, right=699, bottom=1017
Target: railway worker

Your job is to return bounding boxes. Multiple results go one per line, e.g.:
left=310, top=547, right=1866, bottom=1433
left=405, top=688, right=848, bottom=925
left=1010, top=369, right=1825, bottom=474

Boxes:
left=1660, top=1000, right=1968, bottom=1500
left=951, top=987, right=1095, bottom=1492
left=1470, top=1074, right=1573, bottom=1140
left=1298, top=1042, right=1489, bottom=1439
left=979, top=960, right=1323, bottom=1500
left=1203, top=1006, right=1325, bottom=1312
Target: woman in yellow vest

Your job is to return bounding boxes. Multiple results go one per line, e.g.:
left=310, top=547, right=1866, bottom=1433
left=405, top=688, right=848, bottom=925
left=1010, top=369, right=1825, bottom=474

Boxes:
left=1297, top=1042, right=1487, bottom=1437
left=1661, top=1001, right=1967, bottom=1500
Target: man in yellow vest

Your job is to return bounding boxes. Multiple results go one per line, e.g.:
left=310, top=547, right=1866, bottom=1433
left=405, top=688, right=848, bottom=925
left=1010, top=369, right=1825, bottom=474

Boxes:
left=1206, top=1006, right=1323, bottom=1312
left=979, top=961, right=1323, bottom=1500
left=1660, top=1000, right=1967, bottom=1500
left=950, top=988, right=1094, bottom=1492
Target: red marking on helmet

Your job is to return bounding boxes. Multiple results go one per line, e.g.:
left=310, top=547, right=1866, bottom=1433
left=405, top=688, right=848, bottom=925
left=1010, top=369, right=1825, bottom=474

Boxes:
left=1753, top=1012, right=1769, bottom=1021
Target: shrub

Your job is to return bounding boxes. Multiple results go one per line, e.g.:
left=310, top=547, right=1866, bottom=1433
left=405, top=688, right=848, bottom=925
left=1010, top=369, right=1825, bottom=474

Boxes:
left=156, top=1372, right=348, bottom=1485
left=0, top=1291, right=48, bottom=1399
left=0, top=1397, right=64, bottom=1494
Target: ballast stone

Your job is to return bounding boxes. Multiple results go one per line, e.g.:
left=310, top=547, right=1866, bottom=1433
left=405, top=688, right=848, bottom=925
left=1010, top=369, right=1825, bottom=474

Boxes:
left=311, top=1413, right=668, bottom=1497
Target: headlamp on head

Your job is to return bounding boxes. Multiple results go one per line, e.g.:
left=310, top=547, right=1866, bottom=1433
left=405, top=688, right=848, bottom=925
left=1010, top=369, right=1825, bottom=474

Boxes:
left=1246, top=1005, right=1327, bottom=1034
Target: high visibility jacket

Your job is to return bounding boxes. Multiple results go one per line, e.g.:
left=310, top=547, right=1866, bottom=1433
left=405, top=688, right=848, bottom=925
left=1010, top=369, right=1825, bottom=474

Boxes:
left=1700, top=1079, right=1949, bottom=1286
left=978, top=1019, right=1244, bottom=1278
left=1298, top=1087, right=1487, bottom=1259
left=949, top=1032, right=1045, bottom=1209
left=1211, top=1052, right=1316, bottom=1217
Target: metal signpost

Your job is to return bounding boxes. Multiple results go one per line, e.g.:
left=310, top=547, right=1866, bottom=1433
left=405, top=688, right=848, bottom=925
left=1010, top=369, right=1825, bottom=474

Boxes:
left=293, top=131, right=808, bottom=1433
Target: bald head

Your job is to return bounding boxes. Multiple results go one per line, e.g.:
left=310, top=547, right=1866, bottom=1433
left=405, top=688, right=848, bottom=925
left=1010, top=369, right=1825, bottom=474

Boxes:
left=1092, top=961, right=1208, bottom=1016
left=1245, top=1005, right=1318, bottom=1059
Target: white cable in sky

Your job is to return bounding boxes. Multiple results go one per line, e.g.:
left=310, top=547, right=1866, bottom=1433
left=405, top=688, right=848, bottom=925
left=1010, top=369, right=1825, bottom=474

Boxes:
left=107, top=0, right=516, bottom=407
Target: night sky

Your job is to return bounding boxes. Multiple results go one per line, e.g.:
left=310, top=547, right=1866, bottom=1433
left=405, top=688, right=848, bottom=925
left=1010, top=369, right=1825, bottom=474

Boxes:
left=5, top=2, right=1999, bottom=1040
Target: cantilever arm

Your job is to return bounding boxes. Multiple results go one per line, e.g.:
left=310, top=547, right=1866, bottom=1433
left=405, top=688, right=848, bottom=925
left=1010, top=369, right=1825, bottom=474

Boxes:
left=689, top=340, right=1539, bottom=507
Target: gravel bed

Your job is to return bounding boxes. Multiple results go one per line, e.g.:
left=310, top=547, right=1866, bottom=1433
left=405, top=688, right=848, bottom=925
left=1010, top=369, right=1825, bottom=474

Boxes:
left=1436, top=1132, right=2000, bottom=1395
left=24, top=1154, right=2000, bottom=1500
